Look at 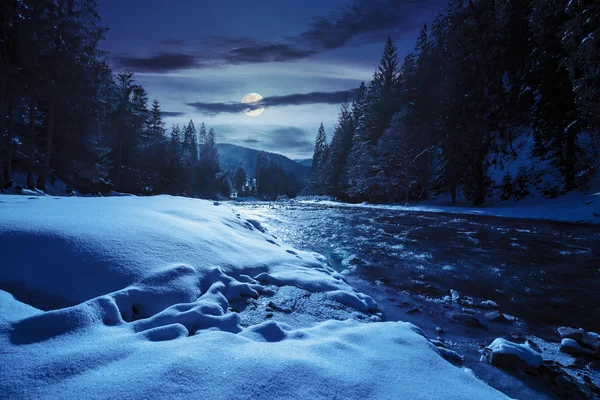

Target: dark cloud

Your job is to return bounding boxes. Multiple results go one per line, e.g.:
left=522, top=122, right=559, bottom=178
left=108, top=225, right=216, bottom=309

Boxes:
left=187, top=89, right=356, bottom=115
left=224, top=44, right=317, bottom=64
left=114, top=53, right=198, bottom=73
left=112, top=1, right=444, bottom=73
left=161, top=111, right=186, bottom=117
left=242, top=139, right=260, bottom=144
left=298, top=0, right=444, bottom=51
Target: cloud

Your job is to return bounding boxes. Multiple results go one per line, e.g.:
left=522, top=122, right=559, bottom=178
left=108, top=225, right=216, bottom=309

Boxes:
left=161, top=111, right=186, bottom=117
left=224, top=44, right=317, bottom=64
left=111, top=1, right=445, bottom=73
left=298, top=0, right=444, bottom=51
left=187, top=89, right=356, bottom=115
left=114, top=53, right=199, bottom=73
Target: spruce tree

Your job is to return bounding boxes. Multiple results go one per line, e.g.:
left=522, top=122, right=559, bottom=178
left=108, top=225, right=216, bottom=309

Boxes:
left=309, top=122, right=329, bottom=194
left=325, top=101, right=354, bottom=197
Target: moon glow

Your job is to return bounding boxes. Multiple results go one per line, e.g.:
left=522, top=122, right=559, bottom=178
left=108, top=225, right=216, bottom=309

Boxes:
left=242, top=93, right=264, bottom=117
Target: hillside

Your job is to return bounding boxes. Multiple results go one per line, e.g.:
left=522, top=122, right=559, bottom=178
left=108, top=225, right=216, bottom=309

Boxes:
left=295, top=159, right=313, bottom=168
left=217, top=143, right=311, bottom=183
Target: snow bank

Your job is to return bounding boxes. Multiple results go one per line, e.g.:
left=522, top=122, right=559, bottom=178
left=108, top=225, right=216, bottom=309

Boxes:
left=0, top=195, right=508, bottom=399
left=299, top=188, right=600, bottom=225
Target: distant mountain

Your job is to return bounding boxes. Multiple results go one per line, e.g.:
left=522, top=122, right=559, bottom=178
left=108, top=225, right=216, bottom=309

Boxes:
left=295, top=159, right=312, bottom=168
left=217, top=143, right=311, bottom=183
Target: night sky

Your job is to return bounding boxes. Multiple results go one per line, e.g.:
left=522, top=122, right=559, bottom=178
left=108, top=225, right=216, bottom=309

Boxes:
left=97, top=0, right=446, bottom=159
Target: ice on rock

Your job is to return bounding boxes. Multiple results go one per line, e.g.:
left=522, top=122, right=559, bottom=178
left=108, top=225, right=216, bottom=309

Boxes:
left=0, top=195, right=509, bottom=399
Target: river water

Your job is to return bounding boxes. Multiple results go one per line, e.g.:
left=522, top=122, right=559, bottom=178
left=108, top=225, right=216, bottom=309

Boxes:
left=234, top=201, right=600, bottom=399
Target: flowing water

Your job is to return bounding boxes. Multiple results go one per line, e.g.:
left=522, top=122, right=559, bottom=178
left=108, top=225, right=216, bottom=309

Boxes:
left=234, top=201, right=600, bottom=399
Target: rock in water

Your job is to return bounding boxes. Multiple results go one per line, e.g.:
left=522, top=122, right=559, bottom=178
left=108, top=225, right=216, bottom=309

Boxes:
left=557, top=326, right=600, bottom=350
left=451, top=312, right=483, bottom=327
left=561, top=338, right=581, bottom=349
left=484, top=338, right=543, bottom=370
left=485, top=310, right=507, bottom=322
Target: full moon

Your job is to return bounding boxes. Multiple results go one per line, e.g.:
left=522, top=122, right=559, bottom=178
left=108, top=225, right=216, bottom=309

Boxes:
left=242, top=93, right=264, bottom=117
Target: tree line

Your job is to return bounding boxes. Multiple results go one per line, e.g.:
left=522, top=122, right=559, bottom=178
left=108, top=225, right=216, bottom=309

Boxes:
left=0, top=0, right=228, bottom=198
left=308, top=0, right=599, bottom=205
left=231, top=152, right=303, bottom=200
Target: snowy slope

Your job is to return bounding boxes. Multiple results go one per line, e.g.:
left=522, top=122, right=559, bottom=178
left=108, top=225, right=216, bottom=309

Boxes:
left=0, top=195, right=508, bottom=399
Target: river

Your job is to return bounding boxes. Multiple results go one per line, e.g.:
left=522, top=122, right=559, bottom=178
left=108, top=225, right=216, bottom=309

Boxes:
left=234, top=200, right=600, bottom=399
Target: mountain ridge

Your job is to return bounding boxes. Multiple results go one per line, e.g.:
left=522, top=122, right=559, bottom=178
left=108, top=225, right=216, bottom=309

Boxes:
left=217, top=143, right=311, bottom=183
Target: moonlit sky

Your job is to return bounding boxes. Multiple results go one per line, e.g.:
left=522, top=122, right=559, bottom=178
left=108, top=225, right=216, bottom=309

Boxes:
left=97, top=0, right=446, bottom=159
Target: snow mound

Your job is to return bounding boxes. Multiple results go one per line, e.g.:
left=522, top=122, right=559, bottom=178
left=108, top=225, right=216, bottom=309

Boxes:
left=0, top=195, right=508, bottom=399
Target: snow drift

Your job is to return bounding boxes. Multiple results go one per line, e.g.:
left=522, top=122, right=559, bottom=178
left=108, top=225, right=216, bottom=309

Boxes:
left=0, top=195, right=508, bottom=399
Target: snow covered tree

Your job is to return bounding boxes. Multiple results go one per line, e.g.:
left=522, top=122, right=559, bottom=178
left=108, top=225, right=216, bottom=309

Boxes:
left=324, top=101, right=354, bottom=198
left=528, top=0, right=579, bottom=192
left=562, top=0, right=600, bottom=180
left=165, top=124, right=184, bottom=194
left=373, top=110, right=419, bottom=201
left=197, top=122, right=207, bottom=156
left=182, top=120, right=198, bottom=164
left=345, top=82, right=373, bottom=200
left=308, top=123, right=329, bottom=194
left=198, top=127, right=220, bottom=198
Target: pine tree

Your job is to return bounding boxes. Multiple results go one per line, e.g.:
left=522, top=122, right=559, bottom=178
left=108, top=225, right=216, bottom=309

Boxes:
left=373, top=110, right=418, bottom=201
left=528, top=0, right=579, bottom=192
left=309, top=123, right=329, bottom=194
left=147, top=100, right=166, bottom=142
left=198, top=127, right=220, bottom=198
left=345, top=82, right=372, bottom=200
left=233, top=162, right=247, bottom=196
left=198, top=122, right=207, bottom=156
left=182, top=120, right=198, bottom=163
left=562, top=0, right=599, bottom=174
left=325, top=101, right=354, bottom=197
left=165, top=124, right=184, bottom=194
left=369, top=36, right=401, bottom=144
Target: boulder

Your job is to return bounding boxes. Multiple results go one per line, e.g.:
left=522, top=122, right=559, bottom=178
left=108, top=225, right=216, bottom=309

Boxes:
left=560, top=338, right=597, bottom=358
left=451, top=312, right=482, bottom=327
left=558, top=327, right=600, bottom=350
left=485, top=310, right=507, bottom=322
left=484, top=338, right=543, bottom=370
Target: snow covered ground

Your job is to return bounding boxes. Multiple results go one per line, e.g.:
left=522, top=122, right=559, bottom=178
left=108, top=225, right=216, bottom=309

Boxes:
left=299, top=189, right=600, bottom=225
left=0, top=195, right=509, bottom=399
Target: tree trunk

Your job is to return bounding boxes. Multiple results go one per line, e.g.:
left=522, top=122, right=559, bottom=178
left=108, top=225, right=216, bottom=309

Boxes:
left=565, top=128, right=576, bottom=191
left=37, top=90, right=56, bottom=191
left=0, top=78, right=5, bottom=189
left=4, top=86, right=14, bottom=185
left=423, top=152, right=430, bottom=200
left=450, top=165, right=457, bottom=204
left=26, top=92, right=37, bottom=189
left=475, top=153, right=486, bottom=206
left=116, top=136, right=123, bottom=192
